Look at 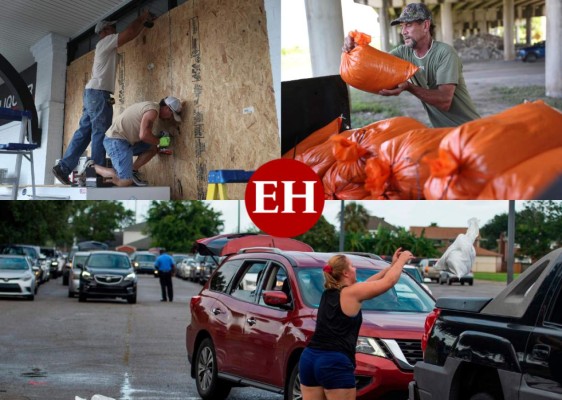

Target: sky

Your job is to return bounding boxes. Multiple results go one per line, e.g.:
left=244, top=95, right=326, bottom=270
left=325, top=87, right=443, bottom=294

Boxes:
left=122, top=200, right=532, bottom=235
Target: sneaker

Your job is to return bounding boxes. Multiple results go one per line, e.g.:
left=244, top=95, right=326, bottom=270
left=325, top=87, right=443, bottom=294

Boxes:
left=132, top=170, right=148, bottom=186
left=52, top=164, right=71, bottom=185
left=77, top=159, right=95, bottom=176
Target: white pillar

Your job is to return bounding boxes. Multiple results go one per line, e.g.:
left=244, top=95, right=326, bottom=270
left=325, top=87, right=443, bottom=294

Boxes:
left=379, top=0, right=390, bottom=52
left=440, top=2, right=454, bottom=46
left=546, top=0, right=562, bottom=98
left=30, top=33, right=69, bottom=184
left=305, top=0, right=345, bottom=77
left=503, top=0, right=515, bottom=61
left=265, top=0, right=281, bottom=135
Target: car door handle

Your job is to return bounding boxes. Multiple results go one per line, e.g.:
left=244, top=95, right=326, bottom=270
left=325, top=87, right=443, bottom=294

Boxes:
left=211, top=308, right=222, bottom=315
left=532, top=344, right=550, bottom=360
left=246, top=317, right=256, bottom=326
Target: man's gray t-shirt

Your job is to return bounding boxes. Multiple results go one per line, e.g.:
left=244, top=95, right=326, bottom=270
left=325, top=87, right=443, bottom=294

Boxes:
left=391, top=41, right=480, bottom=127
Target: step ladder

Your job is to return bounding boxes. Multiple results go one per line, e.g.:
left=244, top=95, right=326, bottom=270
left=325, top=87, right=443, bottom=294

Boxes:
left=0, top=108, right=38, bottom=199
left=206, top=170, right=254, bottom=200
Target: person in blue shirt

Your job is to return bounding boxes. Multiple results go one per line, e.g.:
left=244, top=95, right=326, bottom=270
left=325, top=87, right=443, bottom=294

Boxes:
left=154, top=248, right=175, bottom=302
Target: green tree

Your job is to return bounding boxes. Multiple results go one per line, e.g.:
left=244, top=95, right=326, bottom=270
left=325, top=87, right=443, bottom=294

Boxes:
left=517, top=201, right=562, bottom=261
left=0, top=201, right=75, bottom=246
left=71, top=201, right=135, bottom=243
left=480, top=213, right=509, bottom=251
left=295, top=215, right=338, bottom=252
left=338, top=202, right=370, bottom=234
left=372, top=226, right=397, bottom=256
left=145, top=201, right=224, bottom=252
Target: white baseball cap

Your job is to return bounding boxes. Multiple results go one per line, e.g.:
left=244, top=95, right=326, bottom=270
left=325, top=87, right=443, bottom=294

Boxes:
left=164, top=96, right=182, bottom=123
left=95, top=20, right=117, bottom=34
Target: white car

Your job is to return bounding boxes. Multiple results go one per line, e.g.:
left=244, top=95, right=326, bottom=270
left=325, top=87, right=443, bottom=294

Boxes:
left=0, top=255, right=37, bottom=300
left=68, top=251, right=90, bottom=298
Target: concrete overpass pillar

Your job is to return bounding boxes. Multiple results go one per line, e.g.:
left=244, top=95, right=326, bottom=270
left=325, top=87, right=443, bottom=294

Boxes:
left=503, top=0, right=515, bottom=61
left=525, top=6, right=532, bottom=45
left=304, top=0, right=345, bottom=77
left=379, top=0, right=391, bottom=52
left=546, top=0, right=562, bottom=98
left=440, top=2, right=454, bottom=46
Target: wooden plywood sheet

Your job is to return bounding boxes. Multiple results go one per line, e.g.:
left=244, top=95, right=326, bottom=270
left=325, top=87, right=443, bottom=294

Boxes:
left=63, top=0, right=278, bottom=199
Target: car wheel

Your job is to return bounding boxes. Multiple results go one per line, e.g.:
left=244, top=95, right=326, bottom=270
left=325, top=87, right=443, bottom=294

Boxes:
left=27, top=294, right=35, bottom=301
left=469, top=279, right=474, bottom=286
left=447, top=277, right=452, bottom=285
left=78, top=293, right=87, bottom=302
left=439, top=276, right=444, bottom=285
left=461, top=281, right=465, bottom=286
left=62, top=275, right=69, bottom=286
left=195, top=338, right=231, bottom=400
left=469, top=392, right=496, bottom=400
left=68, top=290, right=74, bottom=298
left=285, top=362, right=301, bottom=400
left=526, top=53, right=537, bottom=62
left=127, top=293, right=137, bottom=304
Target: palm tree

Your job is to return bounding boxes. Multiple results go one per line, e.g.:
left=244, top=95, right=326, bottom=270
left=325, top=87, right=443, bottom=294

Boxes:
left=338, top=202, right=370, bottom=234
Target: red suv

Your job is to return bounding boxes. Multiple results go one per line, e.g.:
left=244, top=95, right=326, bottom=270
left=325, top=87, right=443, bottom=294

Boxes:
left=186, top=234, right=435, bottom=400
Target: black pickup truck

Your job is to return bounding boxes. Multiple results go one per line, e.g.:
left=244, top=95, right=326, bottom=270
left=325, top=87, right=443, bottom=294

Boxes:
left=409, top=248, right=562, bottom=400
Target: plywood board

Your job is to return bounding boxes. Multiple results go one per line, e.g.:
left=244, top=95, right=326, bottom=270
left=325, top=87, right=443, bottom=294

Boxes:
left=63, top=0, right=278, bottom=199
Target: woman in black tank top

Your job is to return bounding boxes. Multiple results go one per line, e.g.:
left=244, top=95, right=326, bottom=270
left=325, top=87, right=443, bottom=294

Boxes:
left=299, top=249, right=413, bottom=400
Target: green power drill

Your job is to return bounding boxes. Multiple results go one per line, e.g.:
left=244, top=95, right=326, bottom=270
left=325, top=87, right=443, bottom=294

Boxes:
left=158, top=131, right=172, bottom=155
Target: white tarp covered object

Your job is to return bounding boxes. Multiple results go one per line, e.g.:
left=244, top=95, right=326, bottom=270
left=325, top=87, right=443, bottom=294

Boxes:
left=435, top=218, right=479, bottom=277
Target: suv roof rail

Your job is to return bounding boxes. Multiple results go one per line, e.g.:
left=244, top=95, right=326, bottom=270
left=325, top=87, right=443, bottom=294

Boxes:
left=237, top=247, right=283, bottom=254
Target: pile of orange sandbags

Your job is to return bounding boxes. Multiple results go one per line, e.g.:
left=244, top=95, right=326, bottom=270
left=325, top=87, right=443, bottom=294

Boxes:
left=424, top=101, right=562, bottom=199
left=365, top=128, right=451, bottom=199
left=282, top=116, right=343, bottom=159
left=340, top=31, right=418, bottom=93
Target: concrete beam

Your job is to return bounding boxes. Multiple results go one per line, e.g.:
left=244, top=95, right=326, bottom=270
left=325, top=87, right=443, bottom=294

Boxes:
left=546, top=0, right=562, bottom=97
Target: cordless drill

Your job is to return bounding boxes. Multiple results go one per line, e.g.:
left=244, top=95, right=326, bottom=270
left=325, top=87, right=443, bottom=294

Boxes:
left=158, top=131, right=173, bottom=155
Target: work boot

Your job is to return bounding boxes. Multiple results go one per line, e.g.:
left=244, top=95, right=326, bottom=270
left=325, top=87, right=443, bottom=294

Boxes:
left=132, top=170, right=148, bottom=187
left=52, top=164, right=71, bottom=185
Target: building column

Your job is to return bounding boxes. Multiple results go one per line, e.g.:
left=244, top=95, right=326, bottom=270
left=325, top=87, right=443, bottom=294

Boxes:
left=503, top=0, right=515, bottom=61
left=546, top=0, right=562, bottom=98
left=440, top=1, right=454, bottom=46
left=305, top=0, right=345, bottom=77
left=379, top=0, right=391, bottom=52
left=30, top=33, right=68, bottom=184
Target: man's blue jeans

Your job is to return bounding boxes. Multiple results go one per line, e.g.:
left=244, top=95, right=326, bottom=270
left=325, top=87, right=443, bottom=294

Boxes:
left=58, top=89, right=113, bottom=175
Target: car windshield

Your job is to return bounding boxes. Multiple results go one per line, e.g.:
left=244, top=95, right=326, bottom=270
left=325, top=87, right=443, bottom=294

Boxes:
left=88, top=254, right=131, bottom=269
left=2, top=246, right=38, bottom=260
left=296, top=268, right=435, bottom=312
left=135, top=254, right=156, bottom=262
left=405, top=267, right=423, bottom=283
left=74, top=255, right=89, bottom=266
left=0, top=257, right=29, bottom=270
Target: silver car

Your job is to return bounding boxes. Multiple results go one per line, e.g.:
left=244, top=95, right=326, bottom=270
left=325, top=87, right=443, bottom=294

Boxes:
left=0, top=255, right=37, bottom=301
left=68, top=251, right=90, bottom=298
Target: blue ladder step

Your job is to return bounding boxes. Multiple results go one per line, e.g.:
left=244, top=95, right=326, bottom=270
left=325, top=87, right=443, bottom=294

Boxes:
left=0, top=107, right=32, bottom=121
left=0, top=143, right=39, bottom=150
left=208, top=170, right=254, bottom=184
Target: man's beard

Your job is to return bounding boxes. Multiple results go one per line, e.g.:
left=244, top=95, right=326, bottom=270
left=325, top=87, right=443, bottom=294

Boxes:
left=404, top=37, right=418, bottom=49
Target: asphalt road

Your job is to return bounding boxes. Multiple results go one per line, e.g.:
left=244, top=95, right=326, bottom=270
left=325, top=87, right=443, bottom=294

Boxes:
left=0, top=275, right=508, bottom=400
left=0, top=275, right=282, bottom=400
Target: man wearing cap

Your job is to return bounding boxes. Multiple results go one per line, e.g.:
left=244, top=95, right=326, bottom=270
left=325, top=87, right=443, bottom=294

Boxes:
left=343, top=3, right=480, bottom=128
left=52, top=10, right=154, bottom=185
left=83, top=96, right=182, bottom=187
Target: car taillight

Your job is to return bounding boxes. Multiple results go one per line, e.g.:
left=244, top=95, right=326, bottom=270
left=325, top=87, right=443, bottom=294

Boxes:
left=190, top=295, right=201, bottom=310
left=421, top=308, right=440, bottom=353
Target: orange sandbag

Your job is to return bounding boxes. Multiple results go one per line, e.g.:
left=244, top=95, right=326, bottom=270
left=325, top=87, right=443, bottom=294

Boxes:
left=478, top=147, right=562, bottom=200
left=424, top=101, right=562, bottom=200
left=329, top=135, right=370, bottom=184
left=323, top=166, right=370, bottom=200
left=295, top=130, right=353, bottom=180
left=340, top=30, right=419, bottom=94
left=282, top=116, right=343, bottom=159
left=365, top=128, right=451, bottom=199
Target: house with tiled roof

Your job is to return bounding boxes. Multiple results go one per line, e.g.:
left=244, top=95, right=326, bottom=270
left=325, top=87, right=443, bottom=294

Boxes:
left=410, top=225, right=502, bottom=273
left=367, top=216, right=398, bottom=233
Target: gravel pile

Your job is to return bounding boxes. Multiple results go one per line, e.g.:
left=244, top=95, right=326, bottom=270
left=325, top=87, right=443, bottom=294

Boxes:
left=454, top=33, right=504, bottom=61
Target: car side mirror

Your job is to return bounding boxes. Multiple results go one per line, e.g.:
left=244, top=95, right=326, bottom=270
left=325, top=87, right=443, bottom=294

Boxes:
left=263, top=290, right=290, bottom=307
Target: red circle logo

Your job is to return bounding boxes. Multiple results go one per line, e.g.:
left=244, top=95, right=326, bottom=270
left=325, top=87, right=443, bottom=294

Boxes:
left=245, top=159, right=325, bottom=237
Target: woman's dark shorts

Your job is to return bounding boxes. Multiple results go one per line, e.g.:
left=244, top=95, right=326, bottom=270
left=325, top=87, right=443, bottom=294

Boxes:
left=299, top=347, right=355, bottom=389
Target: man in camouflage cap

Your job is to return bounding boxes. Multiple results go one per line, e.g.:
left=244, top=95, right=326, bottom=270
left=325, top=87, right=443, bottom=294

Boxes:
left=344, top=3, right=480, bottom=128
